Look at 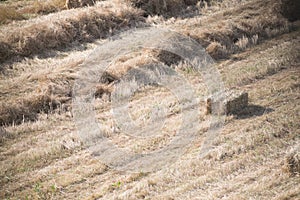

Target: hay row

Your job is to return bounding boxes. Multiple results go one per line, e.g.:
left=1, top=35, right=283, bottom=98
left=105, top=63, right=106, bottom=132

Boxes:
left=175, top=0, right=292, bottom=60
left=126, top=0, right=198, bottom=17
left=133, top=0, right=293, bottom=63
left=0, top=65, right=75, bottom=126
left=0, top=6, right=25, bottom=25
left=0, top=59, right=122, bottom=126
left=0, top=90, right=74, bottom=126
left=0, top=1, right=143, bottom=63
left=0, top=94, right=57, bottom=126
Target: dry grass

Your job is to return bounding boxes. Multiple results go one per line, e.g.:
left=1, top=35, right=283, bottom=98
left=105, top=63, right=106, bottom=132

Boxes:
left=0, top=0, right=67, bottom=24
left=283, top=145, right=300, bottom=176
left=0, top=5, right=25, bottom=24
left=173, top=0, right=292, bottom=59
left=127, top=0, right=198, bottom=17
left=0, top=53, right=84, bottom=125
left=20, top=0, right=66, bottom=15
left=0, top=0, right=299, bottom=199
left=0, top=1, right=143, bottom=63
left=0, top=81, right=73, bottom=126
left=2, top=44, right=298, bottom=198
left=66, top=0, right=95, bottom=9
left=0, top=94, right=56, bottom=126
left=279, top=0, right=300, bottom=22
left=219, top=30, right=300, bottom=87
left=0, top=49, right=157, bottom=126
left=141, top=0, right=292, bottom=63
left=0, top=0, right=297, bottom=128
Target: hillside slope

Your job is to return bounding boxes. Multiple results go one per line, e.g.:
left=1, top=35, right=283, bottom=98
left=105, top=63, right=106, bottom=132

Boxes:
left=0, top=0, right=299, bottom=199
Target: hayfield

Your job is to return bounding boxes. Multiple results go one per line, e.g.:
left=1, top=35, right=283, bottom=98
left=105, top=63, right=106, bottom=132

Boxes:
left=0, top=0, right=299, bottom=199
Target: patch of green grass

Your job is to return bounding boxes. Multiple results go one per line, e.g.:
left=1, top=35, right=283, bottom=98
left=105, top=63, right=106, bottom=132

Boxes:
left=111, top=181, right=122, bottom=188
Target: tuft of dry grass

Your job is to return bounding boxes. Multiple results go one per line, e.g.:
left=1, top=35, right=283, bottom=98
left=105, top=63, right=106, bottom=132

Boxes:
left=283, top=145, right=300, bottom=176
left=206, top=41, right=228, bottom=60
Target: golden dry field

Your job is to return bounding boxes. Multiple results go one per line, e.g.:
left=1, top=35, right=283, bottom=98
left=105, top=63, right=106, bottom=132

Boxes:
left=0, top=0, right=299, bottom=199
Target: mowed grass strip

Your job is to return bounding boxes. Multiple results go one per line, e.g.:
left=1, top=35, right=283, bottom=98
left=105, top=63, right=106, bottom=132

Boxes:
left=0, top=0, right=66, bottom=25
left=172, top=0, right=293, bottom=60
left=0, top=1, right=144, bottom=63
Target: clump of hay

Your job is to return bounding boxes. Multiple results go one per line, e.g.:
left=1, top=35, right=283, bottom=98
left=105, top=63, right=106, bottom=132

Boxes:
left=283, top=145, right=300, bottom=176
left=206, top=42, right=228, bottom=60
left=126, top=0, right=198, bottom=17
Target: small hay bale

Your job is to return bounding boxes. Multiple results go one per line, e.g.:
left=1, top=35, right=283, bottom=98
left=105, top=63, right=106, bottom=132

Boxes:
left=206, top=90, right=248, bottom=115
left=283, top=145, right=300, bottom=176
left=225, top=91, right=248, bottom=115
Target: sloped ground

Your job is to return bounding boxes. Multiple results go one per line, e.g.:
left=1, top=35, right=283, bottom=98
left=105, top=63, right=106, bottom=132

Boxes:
left=0, top=0, right=299, bottom=199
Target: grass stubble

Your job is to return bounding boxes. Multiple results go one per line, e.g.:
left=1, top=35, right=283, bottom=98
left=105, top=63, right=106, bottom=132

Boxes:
left=0, top=0, right=299, bottom=199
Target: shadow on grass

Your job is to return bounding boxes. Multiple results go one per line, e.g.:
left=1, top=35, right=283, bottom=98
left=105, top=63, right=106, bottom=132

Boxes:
left=235, top=104, right=274, bottom=119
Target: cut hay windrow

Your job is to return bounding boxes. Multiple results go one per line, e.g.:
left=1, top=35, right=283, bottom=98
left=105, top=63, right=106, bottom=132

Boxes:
left=0, top=94, right=56, bottom=126
left=127, top=0, right=198, bottom=17
left=0, top=2, right=144, bottom=63
left=0, top=66, right=75, bottom=126
left=0, top=6, right=25, bottom=25
left=0, top=93, right=71, bottom=126
left=170, top=0, right=292, bottom=60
